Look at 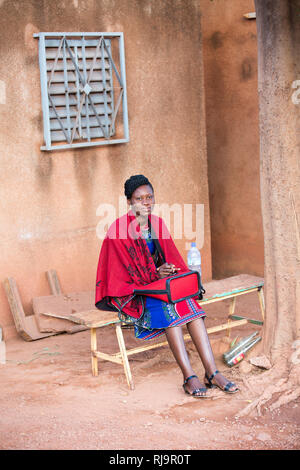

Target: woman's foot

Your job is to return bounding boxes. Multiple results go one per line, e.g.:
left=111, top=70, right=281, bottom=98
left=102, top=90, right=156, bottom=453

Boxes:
left=205, top=370, right=239, bottom=394
left=183, top=374, right=208, bottom=398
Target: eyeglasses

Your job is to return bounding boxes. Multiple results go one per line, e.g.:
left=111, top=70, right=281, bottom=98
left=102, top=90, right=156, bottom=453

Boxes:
left=133, top=195, right=154, bottom=202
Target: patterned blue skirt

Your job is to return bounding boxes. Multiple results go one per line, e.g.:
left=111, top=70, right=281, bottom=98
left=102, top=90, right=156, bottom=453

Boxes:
left=133, top=295, right=206, bottom=340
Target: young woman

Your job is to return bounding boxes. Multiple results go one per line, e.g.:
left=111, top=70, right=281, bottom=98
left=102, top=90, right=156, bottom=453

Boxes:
left=96, top=175, right=239, bottom=397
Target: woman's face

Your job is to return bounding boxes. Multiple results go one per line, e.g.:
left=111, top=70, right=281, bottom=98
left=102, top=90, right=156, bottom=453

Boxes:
left=128, top=184, right=155, bottom=218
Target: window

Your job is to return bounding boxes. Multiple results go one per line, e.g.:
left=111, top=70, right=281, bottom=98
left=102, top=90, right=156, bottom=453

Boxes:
left=34, top=32, right=129, bottom=151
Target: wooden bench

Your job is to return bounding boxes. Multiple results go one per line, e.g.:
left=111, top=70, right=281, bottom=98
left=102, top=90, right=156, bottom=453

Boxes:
left=40, top=272, right=264, bottom=390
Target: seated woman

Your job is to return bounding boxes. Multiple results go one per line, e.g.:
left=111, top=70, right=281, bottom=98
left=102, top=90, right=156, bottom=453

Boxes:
left=95, top=174, right=239, bottom=398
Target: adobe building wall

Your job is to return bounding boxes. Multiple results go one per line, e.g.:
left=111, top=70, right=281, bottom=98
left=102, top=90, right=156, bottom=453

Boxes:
left=200, top=0, right=264, bottom=279
left=0, top=0, right=211, bottom=339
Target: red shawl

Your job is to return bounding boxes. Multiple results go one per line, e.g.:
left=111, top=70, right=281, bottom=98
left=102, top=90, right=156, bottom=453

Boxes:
left=95, top=210, right=189, bottom=319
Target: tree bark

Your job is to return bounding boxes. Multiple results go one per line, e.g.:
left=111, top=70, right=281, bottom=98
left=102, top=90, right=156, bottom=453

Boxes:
left=255, top=0, right=300, bottom=362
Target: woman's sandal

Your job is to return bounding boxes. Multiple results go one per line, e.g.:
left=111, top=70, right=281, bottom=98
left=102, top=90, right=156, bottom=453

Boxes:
left=204, top=370, right=239, bottom=394
left=182, top=374, right=209, bottom=399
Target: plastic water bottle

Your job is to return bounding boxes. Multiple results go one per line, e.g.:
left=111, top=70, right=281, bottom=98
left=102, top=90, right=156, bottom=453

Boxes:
left=223, top=331, right=259, bottom=363
left=224, top=336, right=262, bottom=367
left=187, top=242, right=202, bottom=276
left=0, top=327, right=6, bottom=365
left=187, top=243, right=205, bottom=299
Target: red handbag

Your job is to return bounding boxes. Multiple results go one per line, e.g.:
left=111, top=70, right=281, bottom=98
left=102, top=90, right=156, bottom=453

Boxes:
left=133, top=271, right=204, bottom=303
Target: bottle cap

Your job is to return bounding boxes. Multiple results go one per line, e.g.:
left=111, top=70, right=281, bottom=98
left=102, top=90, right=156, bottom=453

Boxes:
left=191, top=242, right=196, bottom=247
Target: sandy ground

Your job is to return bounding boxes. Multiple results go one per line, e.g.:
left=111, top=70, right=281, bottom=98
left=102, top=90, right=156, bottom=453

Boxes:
left=0, top=292, right=299, bottom=451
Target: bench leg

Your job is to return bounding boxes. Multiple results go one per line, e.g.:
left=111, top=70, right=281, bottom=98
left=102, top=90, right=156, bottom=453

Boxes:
left=91, top=327, right=98, bottom=377
left=227, top=296, right=237, bottom=337
left=257, top=287, right=265, bottom=321
left=115, top=323, right=134, bottom=390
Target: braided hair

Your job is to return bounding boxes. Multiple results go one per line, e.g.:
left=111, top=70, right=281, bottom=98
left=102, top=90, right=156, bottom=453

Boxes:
left=124, top=174, right=154, bottom=200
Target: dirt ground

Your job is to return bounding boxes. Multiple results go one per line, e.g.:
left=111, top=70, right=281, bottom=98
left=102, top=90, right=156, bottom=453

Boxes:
left=0, top=292, right=299, bottom=450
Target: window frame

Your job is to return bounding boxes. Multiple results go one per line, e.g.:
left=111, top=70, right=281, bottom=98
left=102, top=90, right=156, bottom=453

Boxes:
left=34, top=32, right=129, bottom=151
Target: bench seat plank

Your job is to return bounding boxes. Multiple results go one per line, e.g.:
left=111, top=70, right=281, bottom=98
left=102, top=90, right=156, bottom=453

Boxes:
left=201, top=274, right=264, bottom=301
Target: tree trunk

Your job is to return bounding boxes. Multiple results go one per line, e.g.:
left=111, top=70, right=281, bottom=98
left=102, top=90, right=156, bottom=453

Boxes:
left=255, top=0, right=300, bottom=362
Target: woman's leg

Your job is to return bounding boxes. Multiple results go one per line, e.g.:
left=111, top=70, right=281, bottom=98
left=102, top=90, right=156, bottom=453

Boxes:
left=186, top=317, right=238, bottom=392
left=164, top=325, right=207, bottom=396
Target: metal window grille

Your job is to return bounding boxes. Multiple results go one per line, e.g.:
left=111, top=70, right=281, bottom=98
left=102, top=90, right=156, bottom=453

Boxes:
left=34, top=32, right=129, bottom=151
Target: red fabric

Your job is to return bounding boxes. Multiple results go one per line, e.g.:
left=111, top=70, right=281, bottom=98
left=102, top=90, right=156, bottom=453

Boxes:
left=95, top=210, right=189, bottom=319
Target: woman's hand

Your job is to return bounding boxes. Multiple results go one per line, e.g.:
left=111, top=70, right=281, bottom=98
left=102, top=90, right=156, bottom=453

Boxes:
left=157, top=263, right=181, bottom=278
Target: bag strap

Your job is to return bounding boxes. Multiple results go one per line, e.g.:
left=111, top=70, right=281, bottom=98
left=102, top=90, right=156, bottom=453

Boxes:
left=148, top=217, right=166, bottom=265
